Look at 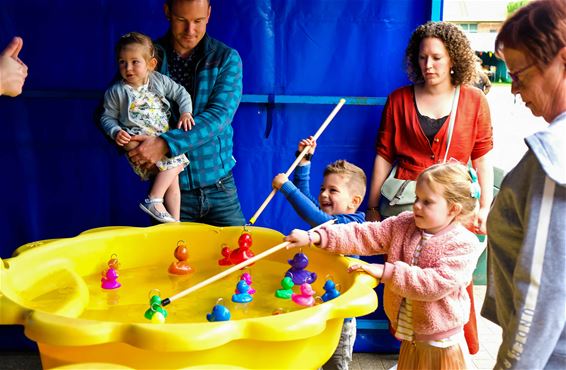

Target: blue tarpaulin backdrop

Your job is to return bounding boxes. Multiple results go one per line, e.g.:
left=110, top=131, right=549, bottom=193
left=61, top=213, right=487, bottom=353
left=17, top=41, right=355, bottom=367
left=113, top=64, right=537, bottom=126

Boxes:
left=0, top=0, right=434, bottom=352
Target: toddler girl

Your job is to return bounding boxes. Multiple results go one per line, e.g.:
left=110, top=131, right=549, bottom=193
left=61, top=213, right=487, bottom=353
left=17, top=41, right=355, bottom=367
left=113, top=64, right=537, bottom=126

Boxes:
left=101, top=32, right=194, bottom=223
left=285, top=162, right=483, bottom=369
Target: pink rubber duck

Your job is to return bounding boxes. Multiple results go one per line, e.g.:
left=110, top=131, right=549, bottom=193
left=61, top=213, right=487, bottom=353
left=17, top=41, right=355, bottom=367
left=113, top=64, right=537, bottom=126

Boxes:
left=291, top=283, right=315, bottom=307
left=101, top=267, right=121, bottom=289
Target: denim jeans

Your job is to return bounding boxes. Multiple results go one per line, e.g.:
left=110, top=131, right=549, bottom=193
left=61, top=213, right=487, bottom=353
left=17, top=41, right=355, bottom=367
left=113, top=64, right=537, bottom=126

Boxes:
left=180, top=172, right=245, bottom=226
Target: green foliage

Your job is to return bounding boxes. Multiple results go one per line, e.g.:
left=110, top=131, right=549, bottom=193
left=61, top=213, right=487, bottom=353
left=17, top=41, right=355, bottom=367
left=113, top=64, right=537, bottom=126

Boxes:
left=507, top=0, right=530, bottom=15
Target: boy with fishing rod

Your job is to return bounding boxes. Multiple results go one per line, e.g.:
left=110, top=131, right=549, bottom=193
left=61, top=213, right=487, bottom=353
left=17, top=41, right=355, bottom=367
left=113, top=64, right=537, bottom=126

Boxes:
left=272, top=136, right=367, bottom=370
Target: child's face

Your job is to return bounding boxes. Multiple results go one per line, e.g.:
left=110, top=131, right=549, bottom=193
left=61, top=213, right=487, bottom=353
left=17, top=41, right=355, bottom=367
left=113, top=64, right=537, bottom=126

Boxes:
left=318, top=174, right=356, bottom=215
left=413, top=180, right=458, bottom=234
left=118, top=44, right=153, bottom=88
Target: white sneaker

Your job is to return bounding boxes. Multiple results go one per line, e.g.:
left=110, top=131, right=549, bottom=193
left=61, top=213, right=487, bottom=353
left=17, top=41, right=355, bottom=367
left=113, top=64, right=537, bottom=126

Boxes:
left=139, top=198, right=177, bottom=223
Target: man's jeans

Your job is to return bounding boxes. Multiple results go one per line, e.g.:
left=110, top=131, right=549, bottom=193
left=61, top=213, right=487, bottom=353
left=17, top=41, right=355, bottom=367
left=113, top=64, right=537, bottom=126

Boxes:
left=180, top=172, right=245, bottom=226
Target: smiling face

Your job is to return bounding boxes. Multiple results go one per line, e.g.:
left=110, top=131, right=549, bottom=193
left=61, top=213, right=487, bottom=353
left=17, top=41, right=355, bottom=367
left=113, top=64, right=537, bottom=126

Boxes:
left=413, top=179, right=459, bottom=234
left=118, top=44, right=156, bottom=89
left=165, top=0, right=211, bottom=57
left=504, top=47, right=566, bottom=123
left=418, top=37, right=453, bottom=87
left=318, top=173, right=357, bottom=215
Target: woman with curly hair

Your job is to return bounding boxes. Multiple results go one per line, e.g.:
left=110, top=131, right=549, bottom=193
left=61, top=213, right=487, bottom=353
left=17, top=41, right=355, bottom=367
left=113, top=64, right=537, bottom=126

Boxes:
left=365, top=21, right=494, bottom=358
left=366, top=21, right=493, bottom=228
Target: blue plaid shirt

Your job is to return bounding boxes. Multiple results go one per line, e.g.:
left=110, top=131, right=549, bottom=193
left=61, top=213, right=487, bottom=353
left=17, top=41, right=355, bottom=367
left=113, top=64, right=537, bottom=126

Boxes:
left=155, top=33, right=242, bottom=190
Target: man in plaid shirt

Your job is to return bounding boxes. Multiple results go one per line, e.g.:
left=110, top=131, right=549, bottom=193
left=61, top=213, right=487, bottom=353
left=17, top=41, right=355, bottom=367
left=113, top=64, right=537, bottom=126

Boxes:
left=128, top=0, right=245, bottom=226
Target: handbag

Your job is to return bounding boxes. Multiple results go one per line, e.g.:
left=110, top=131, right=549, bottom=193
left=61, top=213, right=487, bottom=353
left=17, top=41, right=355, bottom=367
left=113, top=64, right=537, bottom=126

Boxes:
left=379, top=85, right=461, bottom=217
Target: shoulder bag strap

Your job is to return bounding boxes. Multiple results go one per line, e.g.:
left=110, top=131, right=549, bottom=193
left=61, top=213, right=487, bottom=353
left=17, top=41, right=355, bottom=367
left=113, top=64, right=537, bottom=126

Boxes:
left=443, top=85, right=460, bottom=163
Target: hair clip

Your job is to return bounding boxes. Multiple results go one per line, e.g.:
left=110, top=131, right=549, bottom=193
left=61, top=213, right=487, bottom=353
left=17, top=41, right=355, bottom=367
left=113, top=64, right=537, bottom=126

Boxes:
left=468, top=167, right=481, bottom=199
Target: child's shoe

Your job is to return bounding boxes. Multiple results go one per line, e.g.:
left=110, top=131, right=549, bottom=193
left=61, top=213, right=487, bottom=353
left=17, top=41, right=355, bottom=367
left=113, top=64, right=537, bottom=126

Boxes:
left=139, top=198, right=177, bottom=223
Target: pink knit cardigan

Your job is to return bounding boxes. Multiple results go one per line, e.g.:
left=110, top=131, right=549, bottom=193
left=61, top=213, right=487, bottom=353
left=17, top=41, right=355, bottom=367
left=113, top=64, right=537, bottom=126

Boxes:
left=316, top=211, right=481, bottom=341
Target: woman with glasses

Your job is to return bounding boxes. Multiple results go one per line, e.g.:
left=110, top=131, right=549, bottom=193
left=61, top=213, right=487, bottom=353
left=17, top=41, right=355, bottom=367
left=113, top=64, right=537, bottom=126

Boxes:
left=481, top=1, right=566, bottom=369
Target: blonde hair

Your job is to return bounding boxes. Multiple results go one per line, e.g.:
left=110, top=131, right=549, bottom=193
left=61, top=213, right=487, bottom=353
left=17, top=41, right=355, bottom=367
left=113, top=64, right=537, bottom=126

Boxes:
left=115, top=32, right=156, bottom=63
left=323, top=160, right=367, bottom=199
left=417, top=162, right=478, bottom=225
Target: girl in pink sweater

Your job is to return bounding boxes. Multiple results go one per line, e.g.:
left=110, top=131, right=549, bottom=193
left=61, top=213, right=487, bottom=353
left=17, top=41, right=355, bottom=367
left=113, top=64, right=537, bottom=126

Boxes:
left=285, top=162, right=483, bottom=370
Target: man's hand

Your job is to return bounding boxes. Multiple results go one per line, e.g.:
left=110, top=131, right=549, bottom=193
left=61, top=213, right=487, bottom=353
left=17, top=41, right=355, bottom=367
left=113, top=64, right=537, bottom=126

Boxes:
left=0, top=37, right=28, bottom=97
left=127, top=135, right=168, bottom=170
left=178, top=112, right=195, bottom=131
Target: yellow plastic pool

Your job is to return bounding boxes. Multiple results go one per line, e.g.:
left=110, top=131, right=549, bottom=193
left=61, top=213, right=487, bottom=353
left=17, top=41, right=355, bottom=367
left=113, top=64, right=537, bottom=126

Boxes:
left=0, top=223, right=378, bottom=369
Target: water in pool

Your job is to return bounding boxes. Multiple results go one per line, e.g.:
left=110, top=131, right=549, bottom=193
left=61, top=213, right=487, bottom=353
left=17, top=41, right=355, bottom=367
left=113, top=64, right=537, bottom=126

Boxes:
left=78, top=258, right=325, bottom=323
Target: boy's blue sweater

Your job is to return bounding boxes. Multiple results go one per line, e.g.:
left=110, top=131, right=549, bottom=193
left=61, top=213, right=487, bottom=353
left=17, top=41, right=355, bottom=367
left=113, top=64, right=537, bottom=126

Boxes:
left=279, top=163, right=365, bottom=226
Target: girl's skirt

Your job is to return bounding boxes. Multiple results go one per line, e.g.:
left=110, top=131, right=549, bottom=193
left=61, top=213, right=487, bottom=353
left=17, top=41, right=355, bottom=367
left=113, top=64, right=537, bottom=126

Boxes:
left=397, top=339, right=468, bottom=370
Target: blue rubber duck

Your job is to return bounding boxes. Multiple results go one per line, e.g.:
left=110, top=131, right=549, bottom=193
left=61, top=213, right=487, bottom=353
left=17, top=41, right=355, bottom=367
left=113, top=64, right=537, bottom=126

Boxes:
left=206, top=303, right=231, bottom=322
left=321, top=279, right=341, bottom=302
left=232, top=280, right=253, bottom=303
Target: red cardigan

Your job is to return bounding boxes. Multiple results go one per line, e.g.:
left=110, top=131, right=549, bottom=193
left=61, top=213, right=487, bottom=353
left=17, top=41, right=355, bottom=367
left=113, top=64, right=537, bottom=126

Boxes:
left=377, top=84, right=493, bottom=180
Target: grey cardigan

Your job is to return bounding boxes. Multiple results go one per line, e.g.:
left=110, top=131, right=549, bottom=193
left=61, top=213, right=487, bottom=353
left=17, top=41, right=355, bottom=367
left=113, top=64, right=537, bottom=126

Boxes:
left=100, top=71, right=192, bottom=139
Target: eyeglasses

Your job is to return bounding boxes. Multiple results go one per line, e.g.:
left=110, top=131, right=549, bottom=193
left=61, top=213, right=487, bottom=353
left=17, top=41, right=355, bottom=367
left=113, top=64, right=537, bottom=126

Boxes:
left=508, top=63, right=536, bottom=86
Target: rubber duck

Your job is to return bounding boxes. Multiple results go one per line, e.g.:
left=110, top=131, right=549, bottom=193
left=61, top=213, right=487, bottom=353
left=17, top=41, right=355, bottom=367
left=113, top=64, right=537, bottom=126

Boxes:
left=107, top=254, right=120, bottom=270
left=101, top=254, right=120, bottom=279
left=285, top=252, right=317, bottom=285
left=232, top=280, right=253, bottom=303
left=206, top=300, right=231, bottom=322
left=144, top=294, right=168, bottom=322
left=275, top=276, right=295, bottom=299
left=217, top=232, right=255, bottom=267
left=292, top=283, right=316, bottom=307
left=217, top=243, right=232, bottom=266
left=168, top=240, right=193, bottom=275
left=237, top=272, right=256, bottom=294
left=101, top=267, right=121, bottom=289
left=321, top=279, right=341, bottom=302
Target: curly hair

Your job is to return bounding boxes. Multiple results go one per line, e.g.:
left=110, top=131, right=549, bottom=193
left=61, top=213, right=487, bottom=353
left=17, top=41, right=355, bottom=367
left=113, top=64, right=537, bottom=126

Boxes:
left=496, top=0, right=566, bottom=69
left=405, top=21, right=476, bottom=85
